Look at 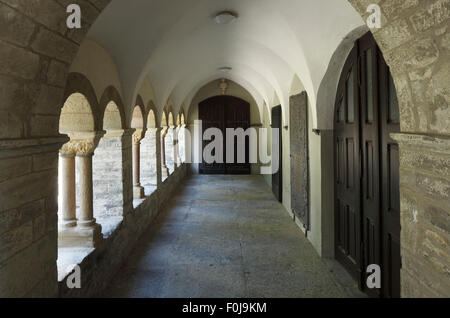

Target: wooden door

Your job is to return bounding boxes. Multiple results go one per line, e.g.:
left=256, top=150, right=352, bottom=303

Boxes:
left=272, top=106, right=283, bottom=202
left=198, top=96, right=250, bottom=175
left=334, top=32, right=401, bottom=297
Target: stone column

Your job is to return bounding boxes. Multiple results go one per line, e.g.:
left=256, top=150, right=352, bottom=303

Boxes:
left=59, top=134, right=103, bottom=248
left=161, top=126, right=169, bottom=178
left=132, top=129, right=145, bottom=198
left=156, top=127, right=163, bottom=187
left=59, top=153, right=77, bottom=228
left=77, top=153, right=95, bottom=226
left=172, top=125, right=179, bottom=169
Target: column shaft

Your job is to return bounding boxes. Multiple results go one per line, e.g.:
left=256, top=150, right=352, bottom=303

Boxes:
left=59, top=154, right=77, bottom=227
left=77, top=154, right=95, bottom=227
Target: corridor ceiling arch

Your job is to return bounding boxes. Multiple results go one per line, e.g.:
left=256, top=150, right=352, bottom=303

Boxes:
left=87, top=0, right=365, bottom=127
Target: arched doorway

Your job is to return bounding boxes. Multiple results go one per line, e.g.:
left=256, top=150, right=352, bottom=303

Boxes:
left=334, top=32, right=401, bottom=298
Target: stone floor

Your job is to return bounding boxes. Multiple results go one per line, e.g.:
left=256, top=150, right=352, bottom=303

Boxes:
left=101, top=175, right=363, bottom=298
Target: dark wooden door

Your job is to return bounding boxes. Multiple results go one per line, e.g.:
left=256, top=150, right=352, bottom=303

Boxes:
left=199, top=96, right=251, bottom=175
left=272, top=106, right=283, bottom=202
left=334, top=32, right=401, bottom=297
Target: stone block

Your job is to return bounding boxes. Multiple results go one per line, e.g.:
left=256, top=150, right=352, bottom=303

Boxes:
left=0, top=221, right=33, bottom=263
left=32, top=152, right=58, bottom=172
left=47, top=60, right=68, bottom=87
left=2, top=0, right=67, bottom=34
left=0, top=232, right=57, bottom=297
left=410, top=0, right=450, bottom=33
left=0, top=3, right=35, bottom=47
left=0, top=156, right=32, bottom=183
left=31, top=28, right=78, bottom=63
left=0, top=41, right=40, bottom=80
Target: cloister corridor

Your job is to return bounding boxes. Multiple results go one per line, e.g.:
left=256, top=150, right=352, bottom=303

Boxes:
left=100, top=175, right=363, bottom=298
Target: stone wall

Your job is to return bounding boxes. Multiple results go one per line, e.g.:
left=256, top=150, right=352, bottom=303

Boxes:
left=59, top=164, right=189, bottom=297
left=0, top=0, right=111, bottom=298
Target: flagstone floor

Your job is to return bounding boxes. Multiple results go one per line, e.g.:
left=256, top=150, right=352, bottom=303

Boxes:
left=101, top=175, right=364, bottom=298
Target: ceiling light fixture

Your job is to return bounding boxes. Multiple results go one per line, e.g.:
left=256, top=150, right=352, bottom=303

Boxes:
left=213, top=11, right=238, bottom=25
left=218, top=67, right=232, bottom=72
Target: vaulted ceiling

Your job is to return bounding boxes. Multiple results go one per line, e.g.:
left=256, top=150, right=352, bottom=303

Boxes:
left=87, top=0, right=364, bottom=125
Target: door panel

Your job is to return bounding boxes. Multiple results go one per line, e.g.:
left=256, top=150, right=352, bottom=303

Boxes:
left=272, top=106, right=283, bottom=202
left=379, top=57, right=401, bottom=298
left=334, top=44, right=362, bottom=283
left=359, top=33, right=381, bottom=297
left=199, top=97, right=226, bottom=174
left=199, top=96, right=251, bottom=175
left=226, top=96, right=251, bottom=174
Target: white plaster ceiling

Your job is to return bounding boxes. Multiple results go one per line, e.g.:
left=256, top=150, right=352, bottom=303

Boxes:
left=88, top=0, right=364, bottom=126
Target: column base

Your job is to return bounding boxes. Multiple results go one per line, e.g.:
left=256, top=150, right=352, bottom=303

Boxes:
left=133, top=185, right=145, bottom=199
left=162, top=166, right=169, bottom=178
left=58, top=223, right=103, bottom=248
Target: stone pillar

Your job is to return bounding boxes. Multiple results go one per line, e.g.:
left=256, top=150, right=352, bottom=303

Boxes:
left=156, top=128, right=163, bottom=187
left=59, top=153, right=77, bottom=227
left=161, top=127, right=169, bottom=178
left=59, top=134, right=103, bottom=248
left=392, top=133, right=450, bottom=298
left=132, top=129, right=145, bottom=198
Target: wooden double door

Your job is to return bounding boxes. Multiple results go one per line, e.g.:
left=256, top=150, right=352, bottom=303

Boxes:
left=199, top=95, right=251, bottom=174
left=334, top=32, right=401, bottom=298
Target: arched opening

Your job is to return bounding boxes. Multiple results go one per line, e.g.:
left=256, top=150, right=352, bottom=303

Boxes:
left=92, top=100, right=126, bottom=224
left=141, top=108, right=158, bottom=194
left=57, top=92, right=103, bottom=274
left=333, top=32, right=401, bottom=298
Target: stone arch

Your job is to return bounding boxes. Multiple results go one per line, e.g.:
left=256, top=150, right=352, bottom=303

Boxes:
left=59, top=93, right=96, bottom=134
left=62, top=73, right=101, bottom=132
left=131, top=105, right=145, bottom=130
left=161, top=110, right=168, bottom=128
left=316, top=25, right=369, bottom=130
left=146, top=101, right=159, bottom=128
left=99, top=86, right=126, bottom=130
left=132, top=95, right=146, bottom=130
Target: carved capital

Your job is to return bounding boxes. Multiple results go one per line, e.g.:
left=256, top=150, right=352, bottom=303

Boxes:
left=60, top=132, right=104, bottom=156
left=60, top=139, right=96, bottom=156
left=132, top=129, right=144, bottom=143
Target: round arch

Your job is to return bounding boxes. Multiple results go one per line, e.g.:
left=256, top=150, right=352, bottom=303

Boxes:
left=99, top=86, right=127, bottom=130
